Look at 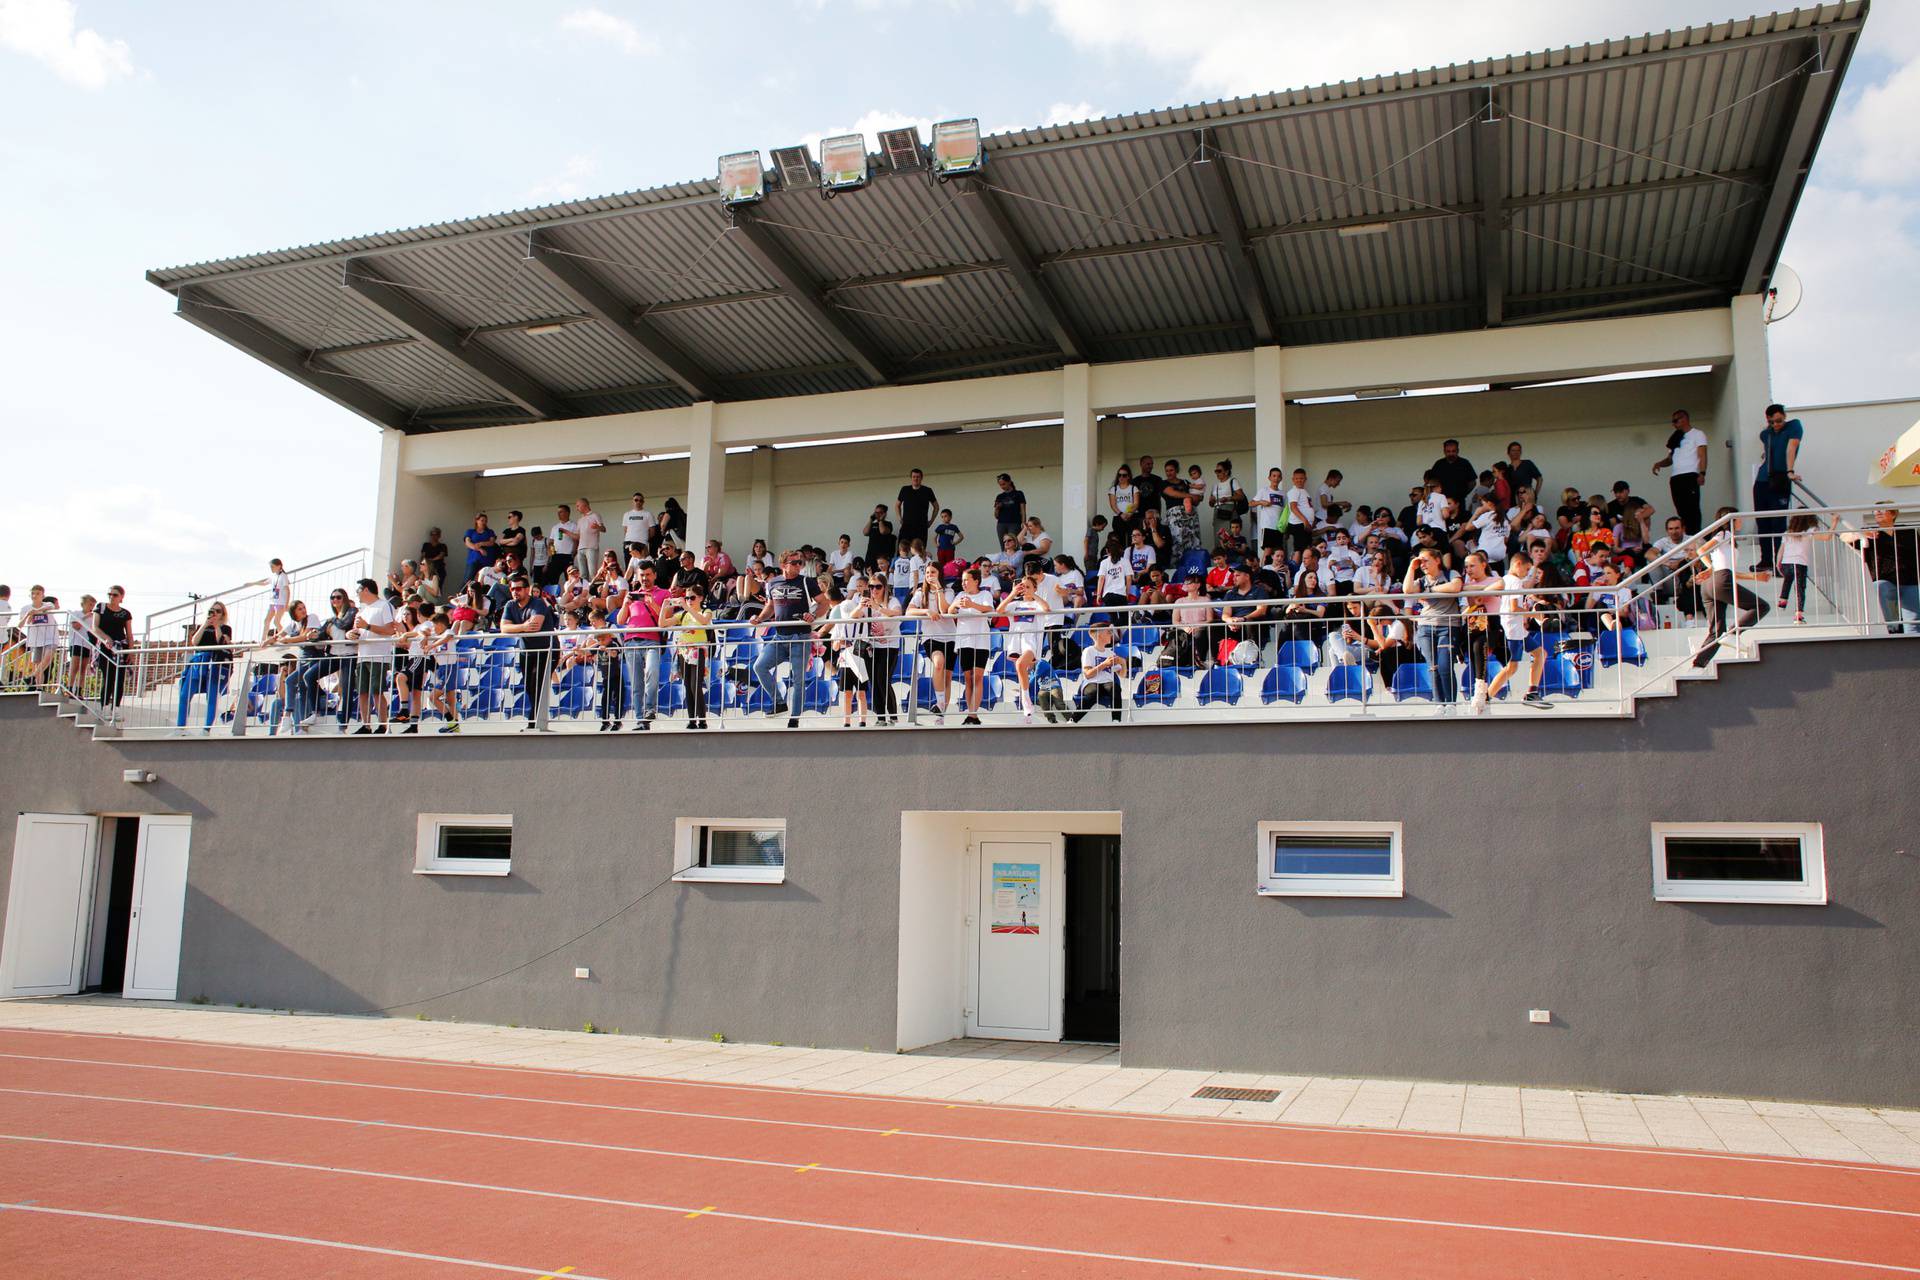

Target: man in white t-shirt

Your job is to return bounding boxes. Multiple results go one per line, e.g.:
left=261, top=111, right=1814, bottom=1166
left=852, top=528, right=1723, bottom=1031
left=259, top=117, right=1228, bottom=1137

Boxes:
left=551, top=505, right=579, bottom=580
left=1482, top=552, right=1547, bottom=709
left=1316, top=470, right=1350, bottom=530
left=346, top=577, right=404, bottom=733
left=574, top=498, right=606, bottom=570
left=1284, top=468, right=1317, bottom=555
left=621, top=492, right=655, bottom=560
left=1651, top=408, right=1710, bottom=534
left=1251, top=466, right=1287, bottom=555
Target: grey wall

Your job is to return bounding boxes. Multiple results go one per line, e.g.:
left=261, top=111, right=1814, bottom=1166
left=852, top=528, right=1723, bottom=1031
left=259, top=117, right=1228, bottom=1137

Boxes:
left=2, top=639, right=1916, bottom=1106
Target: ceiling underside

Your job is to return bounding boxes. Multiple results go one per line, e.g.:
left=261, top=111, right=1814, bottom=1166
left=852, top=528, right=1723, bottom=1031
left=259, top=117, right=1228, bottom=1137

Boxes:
left=147, top=4, right=1866, bottom=434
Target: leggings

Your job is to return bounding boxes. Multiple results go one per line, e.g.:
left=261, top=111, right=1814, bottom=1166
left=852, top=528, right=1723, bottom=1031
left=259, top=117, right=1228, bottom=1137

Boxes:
left=681, top=652, right=708, bottom=721
left=867, top=647, right=900, bottom=717
left=1776, top=563, right=1809, bottom=611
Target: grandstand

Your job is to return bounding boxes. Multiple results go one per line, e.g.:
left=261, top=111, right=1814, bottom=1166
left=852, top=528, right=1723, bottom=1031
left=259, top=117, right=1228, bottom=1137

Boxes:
left=4, top=4, right=1918, bottom=1110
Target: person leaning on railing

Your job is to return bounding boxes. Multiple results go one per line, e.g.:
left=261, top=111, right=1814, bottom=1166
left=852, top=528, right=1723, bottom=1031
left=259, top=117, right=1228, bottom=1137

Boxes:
left=1843, top=504, right=1920, bottom=634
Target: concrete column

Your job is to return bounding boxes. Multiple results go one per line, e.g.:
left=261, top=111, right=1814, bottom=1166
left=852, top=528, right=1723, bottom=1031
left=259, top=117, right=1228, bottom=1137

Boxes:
left=1252, top=345, right=1289, bottom=482
left=1717, top=294, right=1772, bottom=513
left=746, top=446, right=775, bottom=552
left=684, top=401, right=726, bottom=552
left=372, top=428, right=478, bottom=587
left=1061, top=364, right=1097, bottom=562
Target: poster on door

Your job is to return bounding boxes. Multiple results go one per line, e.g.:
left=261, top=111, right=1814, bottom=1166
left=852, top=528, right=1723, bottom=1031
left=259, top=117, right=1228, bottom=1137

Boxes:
left=990, top=861, right=1041, bottom=934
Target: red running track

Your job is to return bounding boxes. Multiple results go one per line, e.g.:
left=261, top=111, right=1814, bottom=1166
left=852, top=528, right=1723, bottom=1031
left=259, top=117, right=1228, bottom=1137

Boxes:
left=0, top=1027, right=1914, bottom=1278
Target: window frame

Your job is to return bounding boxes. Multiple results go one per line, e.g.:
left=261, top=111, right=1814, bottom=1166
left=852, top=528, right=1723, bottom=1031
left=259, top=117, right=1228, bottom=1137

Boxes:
left=1255, top=821, right=1403, bottom=898
left=414, top=813, right=513, bottom=877
left=1650, top=822, right=1826, bottom=905
left=673, top=818, right=787, bottom=885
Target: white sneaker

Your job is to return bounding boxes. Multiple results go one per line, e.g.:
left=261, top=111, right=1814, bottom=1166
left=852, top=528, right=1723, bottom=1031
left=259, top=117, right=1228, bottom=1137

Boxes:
left=1023, top=709, right=1034, bottom=725
left=1470, top=689, right=1489, bottom=715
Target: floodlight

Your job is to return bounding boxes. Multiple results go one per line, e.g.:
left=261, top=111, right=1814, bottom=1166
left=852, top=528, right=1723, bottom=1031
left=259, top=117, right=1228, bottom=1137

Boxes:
left=930, top=117, right=984, bottom=179
left=718, top=150, right=765, bottom=206
left=770, top=145, right=817, bottom=191
left=818, top=133, right=870, bottom=194
left=879, top=126, right=924, bottom=170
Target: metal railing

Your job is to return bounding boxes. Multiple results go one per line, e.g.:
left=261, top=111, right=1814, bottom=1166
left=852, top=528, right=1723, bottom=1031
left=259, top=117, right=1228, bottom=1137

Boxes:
left=30, top=505, right=1918, bottom=741
left=141, top=548, right=372, bottom=645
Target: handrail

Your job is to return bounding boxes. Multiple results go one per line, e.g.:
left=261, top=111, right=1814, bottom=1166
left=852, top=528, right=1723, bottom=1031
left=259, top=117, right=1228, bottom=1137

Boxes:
left=142, top=547, right=372, bottom=641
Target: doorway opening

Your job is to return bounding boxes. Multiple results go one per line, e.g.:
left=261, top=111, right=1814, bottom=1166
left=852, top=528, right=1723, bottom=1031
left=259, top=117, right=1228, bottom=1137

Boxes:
left=1063, top=834, right=1120, bottom=1044
left=86, top=818, right=141, bottom=994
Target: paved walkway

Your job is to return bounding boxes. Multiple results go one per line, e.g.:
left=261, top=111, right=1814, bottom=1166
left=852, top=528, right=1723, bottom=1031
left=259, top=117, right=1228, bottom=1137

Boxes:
left=4, top=997, right=1916, bottom=1167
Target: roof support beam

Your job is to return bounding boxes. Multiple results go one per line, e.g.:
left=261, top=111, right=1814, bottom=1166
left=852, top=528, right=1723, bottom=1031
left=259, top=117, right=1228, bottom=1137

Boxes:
left=1740, top=58, right=1841, bottom=295
left=341, top=260, right=570, bottom=420
left=175, top=289, right=411, bottom=430
left=956, top=177, right=1089, bottom=361
left=1192, top=129, right=1278, bottom=345
left=1474, top=95, right=1508, bottom=328
left=522, top=231, right=724, bottom=402
left=726, top=209, right=893, bottom=385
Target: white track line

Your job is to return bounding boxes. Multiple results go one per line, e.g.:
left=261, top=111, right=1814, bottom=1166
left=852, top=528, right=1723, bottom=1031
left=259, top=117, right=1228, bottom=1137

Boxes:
left=3, top=1024, right=1909, bottom=1177
left=6, top=1129, right=1915, bottom=1276
left=0, top=1137, right=1356, bottom=1280
left=1, top=1052, right=1913, bottom=1219
left=6, top=1090, right=1918, bottom=1276
left=0, top=1201, right=613, bottom=1278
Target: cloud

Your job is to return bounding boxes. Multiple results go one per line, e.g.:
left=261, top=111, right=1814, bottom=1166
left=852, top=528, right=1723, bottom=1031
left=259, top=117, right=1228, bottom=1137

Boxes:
left=1773, top=186, right=1920, bottom=402
left=0, top=0, right=133, bottom=89
left=1042, top=101, right=1101, bottom=127
left=521, top=153, right=599, bottom=205
left=558, top=7, right=659, bottom=57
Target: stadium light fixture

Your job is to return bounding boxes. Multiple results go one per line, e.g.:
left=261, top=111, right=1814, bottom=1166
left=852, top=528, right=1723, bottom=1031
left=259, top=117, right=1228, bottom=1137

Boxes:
left=879, top=126, right=925, bottom=170
left=930, top=117, right=984, bottom=180
left=818, top=133, right=870, bottom=196
left=718, top=150, right=766, bottom=206
left=1336, top=221, right=1392, bottom=239
left=770, top=145, right=817, bottom=191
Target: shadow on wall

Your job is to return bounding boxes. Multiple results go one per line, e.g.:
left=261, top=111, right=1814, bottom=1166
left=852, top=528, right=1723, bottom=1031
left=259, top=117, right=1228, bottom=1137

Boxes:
left=180, top=887, right=376, bottom=1014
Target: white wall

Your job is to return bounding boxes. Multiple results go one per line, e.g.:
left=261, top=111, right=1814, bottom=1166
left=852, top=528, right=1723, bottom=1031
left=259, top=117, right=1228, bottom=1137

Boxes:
left=461, top=375, right=1737, bottom=570
left=1790, top=398, right=1920, bottom=509
left=896, top=810, right=1122, bottom=1053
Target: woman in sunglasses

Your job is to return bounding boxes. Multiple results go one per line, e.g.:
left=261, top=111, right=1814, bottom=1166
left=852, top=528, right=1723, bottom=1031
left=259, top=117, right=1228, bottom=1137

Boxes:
left=177, top=602, right=234, bottom=731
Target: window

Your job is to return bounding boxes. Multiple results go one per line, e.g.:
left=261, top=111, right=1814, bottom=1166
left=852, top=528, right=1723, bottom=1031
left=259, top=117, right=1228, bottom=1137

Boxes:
left=674, top=819, right=786, bottom=884
left=1256, top=822, right=1402, bottom=897
left=1651, top=823, right=1825, bottom=905
left=414, top=814, right=512, bottom=877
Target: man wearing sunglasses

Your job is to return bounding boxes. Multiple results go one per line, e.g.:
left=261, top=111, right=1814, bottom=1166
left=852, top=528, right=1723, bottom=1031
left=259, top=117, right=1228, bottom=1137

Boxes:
left=500, top=573, right=558, bottom=731
left=750, top=554, right=815, bottom=728
left=347, top=577, right=402, bottom=734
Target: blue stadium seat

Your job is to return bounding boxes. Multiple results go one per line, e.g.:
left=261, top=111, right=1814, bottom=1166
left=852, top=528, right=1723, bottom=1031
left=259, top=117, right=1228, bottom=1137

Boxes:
left=1598, top=628, right=1648, bottom=667
left=1277, top=639, right=1319, bottom=673
left=1196, top=667, right=1244, bottom=707
left=1125, top=624, right=1162, bottom=651
left=913, top=675, right=944, bottom=712
left=1132, top=667, right=1186, bottom=708
left=1538, top=655, right=1584, bottom=698
left=801, top=676, right=837, bottom=713
left=657, top=680, right=686, bottom=715
left=1261, top=665, right=1309, bottom=705
left=738, top=685, right=776, bottom=716
left=1392, top=663, right=1436, bottom=702
left=1327, top=664, right=1371, bottom=703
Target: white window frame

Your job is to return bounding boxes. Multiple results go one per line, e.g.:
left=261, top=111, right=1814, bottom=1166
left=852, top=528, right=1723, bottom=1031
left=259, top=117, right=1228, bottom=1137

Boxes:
left=674, top=818, right=787, bottom=885
left=414, top=813, right=513, bottom=877
left=1650, top=822, right=1826, bottom=905
left=1256, top=821, right=1402, bottom=898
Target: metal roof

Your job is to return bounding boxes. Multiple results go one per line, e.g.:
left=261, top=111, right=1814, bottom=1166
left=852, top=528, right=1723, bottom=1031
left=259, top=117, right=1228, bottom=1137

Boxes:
left=149, top=3, right=1868, bottom=434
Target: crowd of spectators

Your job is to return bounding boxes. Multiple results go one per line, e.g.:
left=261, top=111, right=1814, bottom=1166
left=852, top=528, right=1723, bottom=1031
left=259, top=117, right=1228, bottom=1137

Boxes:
left=8, top=409, right=1919, bottom=732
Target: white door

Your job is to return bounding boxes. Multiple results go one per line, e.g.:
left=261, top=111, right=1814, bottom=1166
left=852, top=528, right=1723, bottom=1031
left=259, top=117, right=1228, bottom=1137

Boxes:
left=967, top=833, right=1064, bottom=1042
left=0, top=814, right=101, bottom=998
left=123, top=816, right=191, bottom=1001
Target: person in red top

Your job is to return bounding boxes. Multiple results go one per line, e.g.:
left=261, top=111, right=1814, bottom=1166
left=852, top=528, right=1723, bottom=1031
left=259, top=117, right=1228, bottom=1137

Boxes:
left=703, top=540, right=736, bottom=580
left=618, top=562, right=672, bottom=730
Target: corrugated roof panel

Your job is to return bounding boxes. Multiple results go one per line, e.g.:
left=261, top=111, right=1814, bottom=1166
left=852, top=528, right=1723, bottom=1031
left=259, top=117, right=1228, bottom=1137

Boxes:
left=556, top=202, right=778, bottom=304
left=320, top=342, right=506, bottom=415
left=1046, top=243, right=1241, bottom=337
left=744, top=176, right=996, bottom=283
left=985, top=130, right=1215, bottom=254
left=646, top=296, right=848, bottom=376
left=479, top=319, right=668, bottom=394
left=839, top=269, right=1052, bottom=360
left=195, top=268, right=403, bottom=351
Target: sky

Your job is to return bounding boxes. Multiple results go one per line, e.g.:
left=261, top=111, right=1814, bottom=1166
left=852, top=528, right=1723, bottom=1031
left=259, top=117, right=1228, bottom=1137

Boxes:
left=2, top=0, right=1915, bottom=623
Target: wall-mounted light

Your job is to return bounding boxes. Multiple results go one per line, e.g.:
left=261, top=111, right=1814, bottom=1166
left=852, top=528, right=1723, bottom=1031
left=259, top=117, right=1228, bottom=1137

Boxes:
left=1336, top=222, right=1392, bottom=239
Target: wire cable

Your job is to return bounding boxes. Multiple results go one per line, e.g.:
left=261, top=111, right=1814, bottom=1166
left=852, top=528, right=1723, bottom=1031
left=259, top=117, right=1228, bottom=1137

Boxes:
left=352, top=864, right=693, bottom=1015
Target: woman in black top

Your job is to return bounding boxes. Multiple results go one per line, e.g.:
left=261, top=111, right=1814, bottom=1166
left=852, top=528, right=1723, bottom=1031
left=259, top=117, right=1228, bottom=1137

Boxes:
left=94, top=586, right=134, bottom=710
left=419, top=529, right=449, bottom=587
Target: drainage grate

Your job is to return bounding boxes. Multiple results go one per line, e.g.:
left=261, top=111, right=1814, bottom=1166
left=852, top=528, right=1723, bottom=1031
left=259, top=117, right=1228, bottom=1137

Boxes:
left=1193, top=1085, right=1281, bottom=1103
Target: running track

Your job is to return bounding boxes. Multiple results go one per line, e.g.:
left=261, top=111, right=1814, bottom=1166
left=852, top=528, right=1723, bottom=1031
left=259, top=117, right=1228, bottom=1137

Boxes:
left=0, top=1028, right=1913, bottom=1278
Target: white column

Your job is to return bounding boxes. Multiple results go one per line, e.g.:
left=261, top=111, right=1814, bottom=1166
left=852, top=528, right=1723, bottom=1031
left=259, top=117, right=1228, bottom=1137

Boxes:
left=1252, top=345, right=1288, bottom=482
left=745, top=446, right=775, bottom=551
left=372, top=428, right=477, bottom=586
left=684, top=401, right=726, bottom=552
left=1717, top=294, right=1772, bottom=513
left=1061, top=364, right=1097, bottom=564
left=372, top=427, right=406, bottom=574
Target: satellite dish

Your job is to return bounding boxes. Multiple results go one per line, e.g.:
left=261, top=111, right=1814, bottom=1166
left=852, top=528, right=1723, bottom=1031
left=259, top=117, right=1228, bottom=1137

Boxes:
left=1765, top=263, right=1804, bottom=323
